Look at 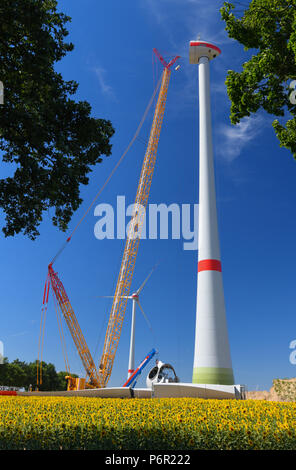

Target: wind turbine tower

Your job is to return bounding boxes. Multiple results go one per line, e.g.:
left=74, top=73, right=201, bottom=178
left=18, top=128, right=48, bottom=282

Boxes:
left=126, top=268, right=155, bottom=380
left=99, top=266, right=155, bottom=380
left=190, top=40, right=234, bottom=385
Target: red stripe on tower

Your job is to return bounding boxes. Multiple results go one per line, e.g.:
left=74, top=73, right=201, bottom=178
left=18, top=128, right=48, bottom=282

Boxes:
left=198, top=259, right=222, bottom=272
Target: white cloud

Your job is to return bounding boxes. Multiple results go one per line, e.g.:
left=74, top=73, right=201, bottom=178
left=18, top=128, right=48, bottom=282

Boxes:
left=212, top=80, right=227, bottom=96
left=93, top=67, right=116, bottom=101
left=9, top=331, right=28, bottom=338
left=217, top=115, right=265, bottom=161
left=142, top=0, right=232, bottom=118
left=143, top=0, right=229, bottom=48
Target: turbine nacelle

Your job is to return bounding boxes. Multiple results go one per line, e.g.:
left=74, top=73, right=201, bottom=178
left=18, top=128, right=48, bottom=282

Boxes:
left=146, top=360, right=179, bottom=389
left=189, top=40, right=221, bottom=64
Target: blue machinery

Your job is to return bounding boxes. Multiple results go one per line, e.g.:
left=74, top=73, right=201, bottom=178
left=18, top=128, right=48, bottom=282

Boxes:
left=122, top=348, right=157, bottom=389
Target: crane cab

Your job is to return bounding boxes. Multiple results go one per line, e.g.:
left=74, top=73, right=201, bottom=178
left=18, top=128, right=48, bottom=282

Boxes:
left=66, top=376, right=86, bottom=391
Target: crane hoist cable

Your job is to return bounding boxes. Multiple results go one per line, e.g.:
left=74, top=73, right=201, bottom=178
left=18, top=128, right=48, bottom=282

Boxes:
left=97, top=50, right=180, bottom=388
left=39, top=50, right=179, bottom=389
left=37, top=277, right=50, bottom=387
left=52, top=289, right=71, bottom=377
left=37, top=73, right=164, bottom=390
left=49, top=73, right=163, bottom=266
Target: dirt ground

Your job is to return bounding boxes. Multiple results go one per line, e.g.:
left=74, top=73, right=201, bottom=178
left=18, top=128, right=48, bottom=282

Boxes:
left=246, top=378, right=296, bottom=401
left=246, top=389, right=280, bottom=401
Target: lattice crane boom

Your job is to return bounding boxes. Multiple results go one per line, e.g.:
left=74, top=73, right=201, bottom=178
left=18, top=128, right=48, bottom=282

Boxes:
left=40, top=50, right=179, bottom=391
left=48, top=264, right=100, bottom=388
left=98, top=50, right=179, bottom=387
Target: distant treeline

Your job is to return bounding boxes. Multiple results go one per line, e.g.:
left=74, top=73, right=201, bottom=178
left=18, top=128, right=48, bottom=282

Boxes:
left=0, top=358, right=78, bottom=391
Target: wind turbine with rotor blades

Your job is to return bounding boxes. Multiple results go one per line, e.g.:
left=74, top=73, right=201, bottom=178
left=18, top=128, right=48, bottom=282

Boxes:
left=99, top=265, right=157, bottom=380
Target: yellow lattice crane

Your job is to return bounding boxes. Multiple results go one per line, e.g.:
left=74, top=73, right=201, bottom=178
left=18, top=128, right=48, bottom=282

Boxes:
left=48, top=264, right=101, bottom=388
left=97, top=49, right=180, bottom=388
left=38, top=49, right=179, bottom=391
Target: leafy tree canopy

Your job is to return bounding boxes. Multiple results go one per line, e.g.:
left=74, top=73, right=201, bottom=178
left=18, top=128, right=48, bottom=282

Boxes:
left=220, top=0, right=296, bottom=158
left=0, top=0, right=114, bottom=239
left=0, top=357, right=76, bottom=391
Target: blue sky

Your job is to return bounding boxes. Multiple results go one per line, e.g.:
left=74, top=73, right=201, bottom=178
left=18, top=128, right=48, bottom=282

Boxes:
left=1, top=0, right=296, bottom=391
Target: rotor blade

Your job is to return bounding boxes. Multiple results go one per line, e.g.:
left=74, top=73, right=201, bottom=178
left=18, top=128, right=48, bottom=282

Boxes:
left=95, top=295, right=132, bottom=299
left=97, top=296, right=115, bottom=299
left=137, top=301, right=153, bottom=332
left=136, top=264, right=159, bottom=295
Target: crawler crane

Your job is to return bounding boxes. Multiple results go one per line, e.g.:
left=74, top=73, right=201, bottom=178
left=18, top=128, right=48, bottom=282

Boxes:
left=98, top=49, right=179, bottom=388
left=39, top=49, right=179, bottom=390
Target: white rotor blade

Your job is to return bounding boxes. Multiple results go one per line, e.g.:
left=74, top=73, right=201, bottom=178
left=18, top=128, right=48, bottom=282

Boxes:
left=136, top=264, right=158, bottom=295
left=137, top=301, right=153, bottom=332
left=97, top=296, right=115, bottom=298
left=96, top=295, right=132, bottom=299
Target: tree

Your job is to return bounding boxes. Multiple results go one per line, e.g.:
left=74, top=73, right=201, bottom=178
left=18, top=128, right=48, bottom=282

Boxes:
left=0, top=0, right=114, bottom=239
left=220, top=0, right=296, bottom=158
left=0, top=357, right=10, bottom=385
left=0, top=357, right=76, bottom=391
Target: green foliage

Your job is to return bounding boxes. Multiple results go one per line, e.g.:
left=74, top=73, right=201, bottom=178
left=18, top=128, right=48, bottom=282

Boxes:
left=273, top=378, right=296, bottom=401
left=0, top=0, right=114, bottom=239
left=0, top=357, right=76, bottom=390
left=220, top=0, right=296, bottom=158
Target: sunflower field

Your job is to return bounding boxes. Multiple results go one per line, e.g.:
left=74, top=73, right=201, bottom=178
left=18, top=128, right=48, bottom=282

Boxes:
left=0, top=396, right=295, bottom=450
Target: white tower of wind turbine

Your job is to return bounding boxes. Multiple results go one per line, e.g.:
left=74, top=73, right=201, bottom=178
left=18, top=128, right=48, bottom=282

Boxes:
left=190, top=39, right=234, bottom=385
left=124, top=267, right=155, bottom=379
left=100, top=266, right=156, bottom=380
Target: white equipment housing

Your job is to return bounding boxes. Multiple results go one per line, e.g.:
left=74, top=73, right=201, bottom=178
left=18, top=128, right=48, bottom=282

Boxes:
left=189, top=40, right=221, bottom=63
left=146, top=360, right=179, bottom=389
